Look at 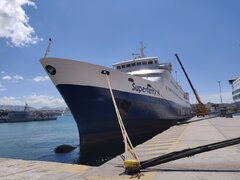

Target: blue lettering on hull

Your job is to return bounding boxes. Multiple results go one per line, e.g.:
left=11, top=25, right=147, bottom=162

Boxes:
left=132, top=83, right=160, bottom=96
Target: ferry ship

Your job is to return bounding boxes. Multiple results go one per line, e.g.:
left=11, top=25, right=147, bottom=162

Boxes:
left=229, top=77, right=240, bottom=109
left=40, top=43, right=191, bottom=163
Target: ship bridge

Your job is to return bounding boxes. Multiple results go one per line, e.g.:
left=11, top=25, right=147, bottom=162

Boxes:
left=113, top=57, right=172, bottom=72
left=113, top=57, right=173, bottom=82
left=113, top=57, right=159, bottom=72
left=113, top=42, right=172, bottom=74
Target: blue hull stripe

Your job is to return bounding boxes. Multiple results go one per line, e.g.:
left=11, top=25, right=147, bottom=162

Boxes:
left=56, top=84, right=190, bottom=145
left=56, top=84, right=191, bottom=164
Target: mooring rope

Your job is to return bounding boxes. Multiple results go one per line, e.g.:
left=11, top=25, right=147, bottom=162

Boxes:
left=105, top=73, right=139, bottom=161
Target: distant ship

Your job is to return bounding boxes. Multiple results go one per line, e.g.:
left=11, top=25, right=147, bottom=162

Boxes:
left=0, top=103, right=57, bottom=123
left=40, top=43, right=191, bottom=163
left=229, top=77, right=240, bottom=109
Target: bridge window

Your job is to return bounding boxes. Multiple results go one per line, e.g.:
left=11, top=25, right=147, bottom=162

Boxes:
left=122, top=65, right=125, bottom=68
left=148, top=61, right=153, bottom=64
left=137, top=62, right=141, bottom=66
left=126, top=64, right=130, bottom=67
left=142, top=61, right=147, bottom=65
left=117, top=66, right=121, bottom=69
left=131, top=63, right=136, bottom=67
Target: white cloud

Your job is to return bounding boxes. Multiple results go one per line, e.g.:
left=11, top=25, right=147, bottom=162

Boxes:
left=190, top=91, right=233, bottom=104
left=0, top=83, right=7, bottom=91
left=25, top=93, right=66, bottom=107
left=2, top=74, right=24, bottom=81
left=0, top=96, right=22, bottom=105
left=2, top=75, right=12, bottom=80
left=1, top=71, right=5, bottom=74
left=0, top=94, right=66, bottom=108
left=13, top=75, right=24, bottom=80
left=0, top=0, right=42, bottom=47
left=33, top=76, right=50, bottom=82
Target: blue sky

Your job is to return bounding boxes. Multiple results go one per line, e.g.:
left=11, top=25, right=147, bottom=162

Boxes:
left=0, top=0, right=239, bottom=108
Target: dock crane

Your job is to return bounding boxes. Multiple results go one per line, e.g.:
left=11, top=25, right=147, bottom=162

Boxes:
left=175, top=54, right=208, bottom=117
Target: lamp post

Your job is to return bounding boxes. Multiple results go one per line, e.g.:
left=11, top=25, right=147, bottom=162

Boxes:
left=218, top=81, right=223, bottom=104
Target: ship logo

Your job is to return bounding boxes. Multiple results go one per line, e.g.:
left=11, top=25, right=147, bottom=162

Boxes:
left=45, top=65, right=56, bottom=75
left=132, top=83, right=160, bottom=96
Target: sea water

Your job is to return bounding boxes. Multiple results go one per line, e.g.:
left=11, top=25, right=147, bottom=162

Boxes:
left=0, top=116, right=80, bottom=164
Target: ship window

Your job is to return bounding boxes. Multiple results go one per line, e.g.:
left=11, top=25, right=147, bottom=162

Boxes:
left=154, top=60, right=158, bottom=64
left=142, top=61, right=147, bottom=65
left=233, top=89, right=240, bottom=95
left=131, top=63, right=136, bottom=67
left=148, top=61, right=153, bottom=64
left=122, top=65, right=125, bottom=68
left=117, top=66, right=121, bottom=69
left=233, top=95, right=237, bottom=100
left=137, top=62, right=141, bottom=66
left=126, top=64, right=130, bottom=67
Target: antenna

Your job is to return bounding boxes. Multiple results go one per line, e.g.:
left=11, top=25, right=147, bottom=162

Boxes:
left=24, top=103, right=28, bottom=112
left=139, top=41, right=145, bottom=58
left=132, top=52, right=140, bottom=59
left=132, top=41, right=146, bottom=59
left=44, top=38, right=52, bottom=58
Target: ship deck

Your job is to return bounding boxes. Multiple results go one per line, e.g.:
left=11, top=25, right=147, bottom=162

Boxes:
left=1, top=116, right=240, bottom=179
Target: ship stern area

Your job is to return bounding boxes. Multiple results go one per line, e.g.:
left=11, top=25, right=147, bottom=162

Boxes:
left=56, top=84, right=187, bottom=165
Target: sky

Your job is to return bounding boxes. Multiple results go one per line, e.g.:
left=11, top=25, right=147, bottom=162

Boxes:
left=0, top=0, right=240, bottom=108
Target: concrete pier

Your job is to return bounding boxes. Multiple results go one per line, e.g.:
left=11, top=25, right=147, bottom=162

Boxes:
left=1, top=116, right=240, bottom=179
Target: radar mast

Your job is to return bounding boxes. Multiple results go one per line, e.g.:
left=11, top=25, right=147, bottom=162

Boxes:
left=132, top=41, right=146, bottom=59
left=139, top=41, right=145, bottom=58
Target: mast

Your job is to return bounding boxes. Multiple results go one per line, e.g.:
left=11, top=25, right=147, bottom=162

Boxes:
left=24, top=103, right=28, bottom=112
left=44, top=38, right=52, bottom=58
left=132, top=41, right=146, bottom=58
left=139, top=41, right=145, bottom=58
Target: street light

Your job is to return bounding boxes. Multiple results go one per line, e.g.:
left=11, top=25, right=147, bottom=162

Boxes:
left=217, top=81, right=223, bottom=104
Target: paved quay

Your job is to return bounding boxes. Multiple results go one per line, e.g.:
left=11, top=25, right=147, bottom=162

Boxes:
left=0, top=158, right=92, bottom=179
left=85, top=116, right=240, bottom=180
left=1, top=116, right=240, bottom=179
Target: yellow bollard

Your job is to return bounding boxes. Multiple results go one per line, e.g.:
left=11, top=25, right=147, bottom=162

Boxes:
left=124, top=159, right=140, bottom=175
